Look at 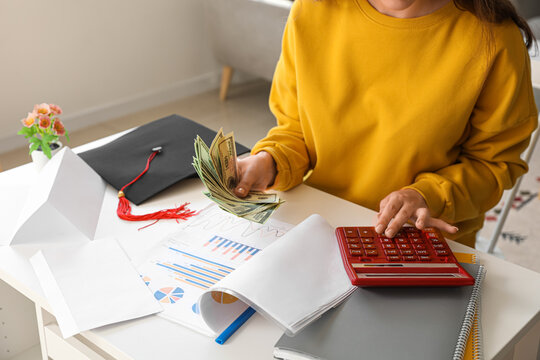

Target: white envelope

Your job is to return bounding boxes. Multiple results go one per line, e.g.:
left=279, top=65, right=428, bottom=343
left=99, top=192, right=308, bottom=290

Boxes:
left=6, top=147, right=106, bottom=245
left=30, top=238, right=163, bottom=338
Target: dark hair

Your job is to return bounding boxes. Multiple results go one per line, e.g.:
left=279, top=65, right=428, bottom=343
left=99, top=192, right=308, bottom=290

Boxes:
left=453, top=0, right=536, bottom=49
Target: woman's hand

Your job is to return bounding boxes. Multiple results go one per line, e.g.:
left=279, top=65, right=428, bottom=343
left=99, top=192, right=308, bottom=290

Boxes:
left=234, top=151, right=277, bottom=198
left=375, top=189, right=458, bottom=237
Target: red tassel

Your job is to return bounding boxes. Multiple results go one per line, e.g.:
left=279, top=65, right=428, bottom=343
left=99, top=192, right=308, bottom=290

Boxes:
left=117, top=148, right=197, bottom=229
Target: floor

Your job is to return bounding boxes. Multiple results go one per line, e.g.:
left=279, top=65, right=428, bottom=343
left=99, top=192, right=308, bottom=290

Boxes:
left=1, top=79, right=539, bottom=273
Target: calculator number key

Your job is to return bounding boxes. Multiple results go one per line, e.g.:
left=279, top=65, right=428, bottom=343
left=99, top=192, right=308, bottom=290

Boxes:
left=350, top=250, right=363, bottom=256
left=436, top=250, right=450, bottom=256
left=344, top=227, right=358, bottom=237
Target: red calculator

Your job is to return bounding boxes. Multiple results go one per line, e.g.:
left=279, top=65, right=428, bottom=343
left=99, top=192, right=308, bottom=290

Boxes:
left=335, top=226, right=475, bottom=287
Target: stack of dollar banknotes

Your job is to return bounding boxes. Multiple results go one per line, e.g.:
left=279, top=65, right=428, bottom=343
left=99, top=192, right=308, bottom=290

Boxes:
left=192, top=129, right=284, bottom=224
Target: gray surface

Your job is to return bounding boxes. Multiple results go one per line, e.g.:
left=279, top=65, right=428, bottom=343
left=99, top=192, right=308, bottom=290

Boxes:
left=274, top=263, right=483, bottom=360
left=204, top=0, right=291, bottom=80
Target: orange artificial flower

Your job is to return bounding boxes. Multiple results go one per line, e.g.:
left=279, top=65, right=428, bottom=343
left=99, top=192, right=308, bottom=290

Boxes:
left=38, top=114, right=51, bottom=129
left=53, top=119, right=65, bottom=136
left=49, top=104, right=62, bottom=115
left=34, top=103, right=51, bottom=115
left=21, top=112, right=36, bottom=127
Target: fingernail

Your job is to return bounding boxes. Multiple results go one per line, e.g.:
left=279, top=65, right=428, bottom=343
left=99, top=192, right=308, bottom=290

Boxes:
left=237, top=187, right=246, bottom=195
left=385, top=229, right=394, bottom=238
left=375, top=224, right=384, bottom=233
left=452, top=226, right=459, bottom=232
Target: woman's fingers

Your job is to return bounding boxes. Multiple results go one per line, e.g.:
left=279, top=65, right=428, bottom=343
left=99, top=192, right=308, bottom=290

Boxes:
left=234, top=159, right=257, bottom=197
left=384, top=205, right=415, bottom=237
left=233, top=152, right=277, bottom=198
left=414, top=208, right=429, bottom=229
left=425, top=217, right=459, bottom=234
left=375, top=197, right=401, bottom=234
left=375, top=189, right=457, bottom=236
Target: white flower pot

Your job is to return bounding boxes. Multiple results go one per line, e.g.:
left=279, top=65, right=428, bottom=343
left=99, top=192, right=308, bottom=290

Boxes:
left=30, top=141, right=63, bottom=172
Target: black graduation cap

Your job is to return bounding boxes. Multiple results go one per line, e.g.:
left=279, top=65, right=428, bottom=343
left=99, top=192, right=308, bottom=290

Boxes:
left=79, top=114, right=250, bottom=205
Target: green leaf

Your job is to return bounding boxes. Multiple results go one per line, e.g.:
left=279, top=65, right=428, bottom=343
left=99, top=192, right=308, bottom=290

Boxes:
left=42, top=134, right=56, bottom=143
left=18, top=127, right=34, bottom=137
left=29, top=137, right=41, bottom=144
left=64, top=130, right=70, bottom=142
left=41, top=141, right=52, bottom=159
left=29, top=142, right=40, bottom=154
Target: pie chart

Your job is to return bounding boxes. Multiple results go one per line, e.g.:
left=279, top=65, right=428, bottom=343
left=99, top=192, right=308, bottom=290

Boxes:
left=154, top=287, right=184, bottom=304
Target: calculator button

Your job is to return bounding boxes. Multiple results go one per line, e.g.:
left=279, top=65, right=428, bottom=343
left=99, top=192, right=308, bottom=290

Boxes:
left=347, top=238, right=360, bottom=244
left=400, top=250, right=414, bottom=256
left=410, top=238, right=424, bottom=244
left=348, top=243, right=361, bottom=249
left=403, top=227, right=418, bottom=233
left=365, top=250, right=378, bottom=256
left=403, top=256, right=417, bottom=261
left=413, top=244, right=427, bottom=250
left=419, top=255, right=431, bottom=261
left=432, top=243, right=445, bottom=249
left=398, top=244, right=411, bottom=250
left=436, top=250, right=449, bottom=256
left=361, top=237, right=374, bottom=244
left=415, top=250, right=429, bottom=256
left=363, top=244, right=376, bottom=250
left=382, top=243, right=396, bottom=249
left=350, top=250, right=363, bottom=256
left=429, top=237, right=442, bottom=243
left=387, top=256, right=401, bottom=261
left=358, top=228, right=377, bottom=237
left=380, top=238, right=393, bottom=244
left=384, top=249, right=399, bottom=255
left=426, top=232, right=439, bottom=238
left=344, top=227, right=358, bottom=237
left=395, top=238, right=409, bottom=244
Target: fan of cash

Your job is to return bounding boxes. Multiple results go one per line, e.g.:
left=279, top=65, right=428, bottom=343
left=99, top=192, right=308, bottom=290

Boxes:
left=192, top=129, right=284, bottom=224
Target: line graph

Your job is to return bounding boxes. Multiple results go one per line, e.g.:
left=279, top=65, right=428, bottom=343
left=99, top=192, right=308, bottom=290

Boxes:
left=180, top=204, right=292, bottom=248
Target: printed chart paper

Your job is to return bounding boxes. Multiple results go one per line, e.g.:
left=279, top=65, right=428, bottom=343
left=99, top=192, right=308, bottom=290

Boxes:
left=137, top=204, right=293, bottom=336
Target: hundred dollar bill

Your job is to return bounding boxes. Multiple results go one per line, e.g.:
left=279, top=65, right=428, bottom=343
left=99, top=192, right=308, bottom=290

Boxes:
left=193, top=129, right=283, bottom=224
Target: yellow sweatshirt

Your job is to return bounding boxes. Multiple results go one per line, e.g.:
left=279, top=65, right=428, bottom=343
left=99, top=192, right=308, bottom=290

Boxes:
left=252, top=0, right=538, bottom=246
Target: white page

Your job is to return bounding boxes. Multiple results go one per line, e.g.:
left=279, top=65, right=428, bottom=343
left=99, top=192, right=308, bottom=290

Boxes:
left=0, top=181, right=29, bottom=245
left=136, top=204, right=293, bottom=336
left=199, top=214, right=356, bottom=336
left=30, top=238, right=162, bottom=338
left=10, top=147, right=106, bottom=245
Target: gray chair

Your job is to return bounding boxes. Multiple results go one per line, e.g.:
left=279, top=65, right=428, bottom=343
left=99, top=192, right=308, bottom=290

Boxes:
left=483, top=85, right=540, bottom=254
left=204, top=0, right=292, bottom=100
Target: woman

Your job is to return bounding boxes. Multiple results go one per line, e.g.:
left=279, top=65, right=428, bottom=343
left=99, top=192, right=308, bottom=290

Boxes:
left=234, top=0, right=538, bottom=247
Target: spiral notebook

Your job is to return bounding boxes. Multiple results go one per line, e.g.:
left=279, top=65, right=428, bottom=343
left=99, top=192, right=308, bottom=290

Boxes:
left=454, top=253, right=483, bottom=360
left=273, top=262, right=485, bottom=360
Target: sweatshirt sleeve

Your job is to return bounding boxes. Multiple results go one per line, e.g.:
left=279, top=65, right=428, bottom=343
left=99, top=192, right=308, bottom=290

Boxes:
left=251, top=5, right=311, bottom=191
left=406, top=24, right=538, bottom=223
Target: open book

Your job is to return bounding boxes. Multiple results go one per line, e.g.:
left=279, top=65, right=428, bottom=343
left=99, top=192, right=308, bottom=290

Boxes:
left=137, top=209, right=356, bottom=336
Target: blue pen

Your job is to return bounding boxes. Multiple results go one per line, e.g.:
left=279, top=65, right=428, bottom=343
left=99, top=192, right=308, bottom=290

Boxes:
left=215, top=307, right=256, bottom=345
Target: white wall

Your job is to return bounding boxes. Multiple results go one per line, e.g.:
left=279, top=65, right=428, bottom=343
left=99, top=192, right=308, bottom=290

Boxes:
left=0, top=0, right=221, bottom=152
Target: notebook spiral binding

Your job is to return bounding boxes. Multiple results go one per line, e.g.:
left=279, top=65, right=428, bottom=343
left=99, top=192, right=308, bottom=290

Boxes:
left=472, top=301, right=484, bottom=360
left=453, top=265, right=486, bottom=360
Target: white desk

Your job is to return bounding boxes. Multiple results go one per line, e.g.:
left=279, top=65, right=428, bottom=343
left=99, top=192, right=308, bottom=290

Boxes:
left=1, top=131, right=540, bottom=360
